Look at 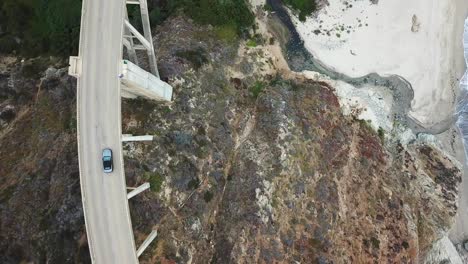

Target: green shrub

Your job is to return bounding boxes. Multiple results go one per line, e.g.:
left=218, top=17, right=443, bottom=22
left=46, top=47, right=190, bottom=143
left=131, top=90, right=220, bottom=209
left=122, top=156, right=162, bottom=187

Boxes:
left=0, top=0, right=81, bottom=57
left=246, top=39, right=257, bottom=47
left=147, top=0, right=254, bottom=35
left=370, top=236, right=380, bottom=249
left=378, top=127, right=385, bottom=142
left=282, top=0, right=317, bottom=21
left=187, top=178, right=200, bottom=190
left=21, top=58, right=49, bottom=78
left=183, top=0, right=254, bottom=34
left=0, top=36, right=17, bottom=54
left=203, top=191, right=213, bottom=202
left=176, top=47, right=209, bottom=70
left=356, top=118, right=373, bottom=131
left=263, top=3, right=273, bottom=12
left=146, top=173, right=164, bottom=193
left=249, top=81, right=266, bottom=98
left=269, top=37, right=275, bottom=45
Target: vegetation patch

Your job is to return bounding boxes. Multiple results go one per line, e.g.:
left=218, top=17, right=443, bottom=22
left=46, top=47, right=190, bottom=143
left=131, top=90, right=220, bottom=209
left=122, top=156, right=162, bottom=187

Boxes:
left=215, top=24, right=238, bottom=43
left=249, top=81, right=267, bottom=98
left=187, top=177, right=200, bottom=190
left=250, top=33, right=265, bottom=47
left=370, top=236, right=380, bottom=249
left=142, top=0, right=254, bottom=36
left=183, top=0, right=254, bottom=34
left=0, top=0, right=81, bottom=56
left=356, top=118, right=373, bottom=132
left=1, top=0, right=253, bottom=57
left=246, top=39, right=257, bottom=48
left=145, top=172, right=164, bottom=193
left=263, top=3, right=273, bottom=12
left=176, top=47, right=209, bottom=70
left=21, top=58, right=50, bottom=78
left=203, top=191, right=213, bottom=202
left=282, top=0, right=317, bottom=21
left=378, top=127, right=385, bottom=142
left=0, top=35, right=17, bottom=54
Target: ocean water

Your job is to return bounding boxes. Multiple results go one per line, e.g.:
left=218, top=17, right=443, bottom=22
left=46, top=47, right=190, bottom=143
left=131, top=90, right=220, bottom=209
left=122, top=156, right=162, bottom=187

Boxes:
left=456, top=18, right=468, bottom=161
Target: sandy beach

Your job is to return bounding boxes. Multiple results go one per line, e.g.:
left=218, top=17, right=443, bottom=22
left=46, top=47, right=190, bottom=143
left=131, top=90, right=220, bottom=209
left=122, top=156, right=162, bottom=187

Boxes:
left=291, top=0, right=468, bottom=127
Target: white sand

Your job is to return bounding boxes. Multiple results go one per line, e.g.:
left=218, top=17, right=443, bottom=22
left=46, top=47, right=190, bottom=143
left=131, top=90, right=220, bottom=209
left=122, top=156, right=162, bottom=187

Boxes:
left=291, top=0, right=468, bottom=127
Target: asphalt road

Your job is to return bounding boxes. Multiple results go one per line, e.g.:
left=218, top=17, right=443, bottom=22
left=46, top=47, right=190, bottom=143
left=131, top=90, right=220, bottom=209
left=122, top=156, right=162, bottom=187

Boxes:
left=76, top=0, right=138, bottom=263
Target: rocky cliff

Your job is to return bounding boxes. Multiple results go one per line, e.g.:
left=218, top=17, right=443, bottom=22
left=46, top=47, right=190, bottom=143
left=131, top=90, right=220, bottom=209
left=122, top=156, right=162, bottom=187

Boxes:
left=0, top=58, right=88, bottom=263
left=0, top=15, right=462, bottom=264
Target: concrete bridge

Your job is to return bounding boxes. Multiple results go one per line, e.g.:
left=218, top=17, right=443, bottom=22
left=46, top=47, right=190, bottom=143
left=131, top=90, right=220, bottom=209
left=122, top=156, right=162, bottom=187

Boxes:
left=69, top=0, right=172, bottom=263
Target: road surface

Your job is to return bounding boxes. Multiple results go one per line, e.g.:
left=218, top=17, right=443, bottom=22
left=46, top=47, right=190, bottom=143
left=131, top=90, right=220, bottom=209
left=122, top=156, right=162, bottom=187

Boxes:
left=76, top=0, right=138, bottom=263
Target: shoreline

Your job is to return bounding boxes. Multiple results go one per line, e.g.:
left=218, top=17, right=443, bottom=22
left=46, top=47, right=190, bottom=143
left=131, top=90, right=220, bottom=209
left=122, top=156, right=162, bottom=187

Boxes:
left=290, top=0, right=468, bottom=128
left=450, top=17, right=468, bottom=249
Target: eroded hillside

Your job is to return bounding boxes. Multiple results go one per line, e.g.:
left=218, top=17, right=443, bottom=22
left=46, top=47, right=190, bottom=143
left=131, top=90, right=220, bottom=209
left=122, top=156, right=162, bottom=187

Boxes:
left=0, top=15, right=462, bottom=264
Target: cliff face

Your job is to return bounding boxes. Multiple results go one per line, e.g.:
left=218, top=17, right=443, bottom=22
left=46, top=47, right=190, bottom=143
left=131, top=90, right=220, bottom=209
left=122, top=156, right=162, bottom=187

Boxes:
left=0, top=16, right=462, bottom=263
left=0, top=60, right=89, bottom=263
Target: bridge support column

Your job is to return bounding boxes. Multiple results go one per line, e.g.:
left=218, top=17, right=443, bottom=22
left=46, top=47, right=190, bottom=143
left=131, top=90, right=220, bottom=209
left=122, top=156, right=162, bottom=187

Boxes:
left=127, top=182, right=150, bottom=199
left=122, top=134, right=154, bottom=142
left=123, top=6, right=139, bottom=65
left=120, top=60, right=172, bottom=101
left=124, top=0, right=159, bottom=77
left=137, top=230, right=158, bottom=257
left=68, top=56, right=81, bottom=77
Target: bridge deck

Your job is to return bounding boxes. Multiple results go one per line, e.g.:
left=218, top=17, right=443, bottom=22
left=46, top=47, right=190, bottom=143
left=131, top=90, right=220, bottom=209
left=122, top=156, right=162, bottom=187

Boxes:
left=76, top=0, right=138, bottom=263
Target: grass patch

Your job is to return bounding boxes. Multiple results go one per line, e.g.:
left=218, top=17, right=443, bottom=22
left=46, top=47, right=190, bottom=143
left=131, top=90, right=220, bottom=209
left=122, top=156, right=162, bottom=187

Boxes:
left=215, top=24, right=238, bottom=43
left=249, top=81, right=266, bottom=98
left=246, top=39, right=257, bottom=48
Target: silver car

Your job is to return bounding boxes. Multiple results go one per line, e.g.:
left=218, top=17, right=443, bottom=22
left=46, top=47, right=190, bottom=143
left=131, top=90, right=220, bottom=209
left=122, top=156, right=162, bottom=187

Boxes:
left=102, top=148, right=113, bottom=173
